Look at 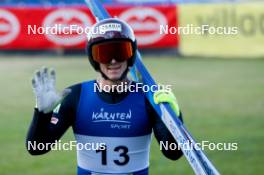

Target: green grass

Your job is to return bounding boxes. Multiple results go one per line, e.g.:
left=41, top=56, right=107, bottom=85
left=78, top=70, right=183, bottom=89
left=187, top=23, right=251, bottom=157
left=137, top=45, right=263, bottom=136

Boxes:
left=0, top=56, right=263, bottom=175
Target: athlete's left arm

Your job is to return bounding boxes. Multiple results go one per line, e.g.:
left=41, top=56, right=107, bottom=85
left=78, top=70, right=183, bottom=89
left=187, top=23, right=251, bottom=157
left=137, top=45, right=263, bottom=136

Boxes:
left=146, top=90, right=183, bottom=160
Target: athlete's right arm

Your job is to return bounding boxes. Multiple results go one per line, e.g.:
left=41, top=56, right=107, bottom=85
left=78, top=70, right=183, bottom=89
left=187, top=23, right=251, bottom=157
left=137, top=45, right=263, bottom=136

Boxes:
left=26, top=68, right=81, bottom=155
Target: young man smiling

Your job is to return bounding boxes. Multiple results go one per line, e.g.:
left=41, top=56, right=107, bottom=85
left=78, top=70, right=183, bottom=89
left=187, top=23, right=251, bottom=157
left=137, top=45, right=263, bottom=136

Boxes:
left=26, top=18, right=183, bottom=175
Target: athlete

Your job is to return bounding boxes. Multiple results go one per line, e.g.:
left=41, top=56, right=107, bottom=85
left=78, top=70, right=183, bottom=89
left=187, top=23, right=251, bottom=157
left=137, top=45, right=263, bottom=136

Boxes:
left=26, top=18, right=183, bottom=175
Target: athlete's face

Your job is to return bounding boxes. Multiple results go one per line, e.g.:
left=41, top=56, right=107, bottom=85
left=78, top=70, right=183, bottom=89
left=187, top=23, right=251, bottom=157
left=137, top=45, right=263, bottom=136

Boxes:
left=99, top=59, right=128, bottom=81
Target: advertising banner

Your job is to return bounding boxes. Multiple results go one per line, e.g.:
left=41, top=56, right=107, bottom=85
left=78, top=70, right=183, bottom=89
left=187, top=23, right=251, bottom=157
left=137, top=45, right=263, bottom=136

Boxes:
left=0, top=5, right=178, bottom=49
left=179, top=3, right=264, bottom=58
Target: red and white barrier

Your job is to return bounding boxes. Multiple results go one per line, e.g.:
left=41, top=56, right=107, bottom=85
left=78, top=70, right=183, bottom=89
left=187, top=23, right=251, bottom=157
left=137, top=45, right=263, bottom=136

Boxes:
left=0, top=5, right=178, bottom=49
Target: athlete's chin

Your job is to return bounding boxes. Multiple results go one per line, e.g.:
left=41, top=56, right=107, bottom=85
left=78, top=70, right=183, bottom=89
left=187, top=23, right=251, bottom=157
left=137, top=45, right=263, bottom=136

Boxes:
left=106, top=71, right=124, bottom=80
left=107, top=74, right=122, bottom=81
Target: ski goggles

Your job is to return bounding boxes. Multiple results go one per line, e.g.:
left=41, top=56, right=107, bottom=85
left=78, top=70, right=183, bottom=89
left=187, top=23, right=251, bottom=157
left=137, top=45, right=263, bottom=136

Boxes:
left=91, top=40, right=134, bottom=64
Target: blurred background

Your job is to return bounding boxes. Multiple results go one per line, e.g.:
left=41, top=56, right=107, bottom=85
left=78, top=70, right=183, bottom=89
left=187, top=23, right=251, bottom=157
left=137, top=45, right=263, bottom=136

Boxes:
left=0, top=0, right=263, bottom=175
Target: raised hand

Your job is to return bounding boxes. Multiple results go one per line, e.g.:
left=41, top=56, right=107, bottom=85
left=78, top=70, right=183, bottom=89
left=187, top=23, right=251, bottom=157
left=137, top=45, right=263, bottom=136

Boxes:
left=32, top=67, right=71, bottom=114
